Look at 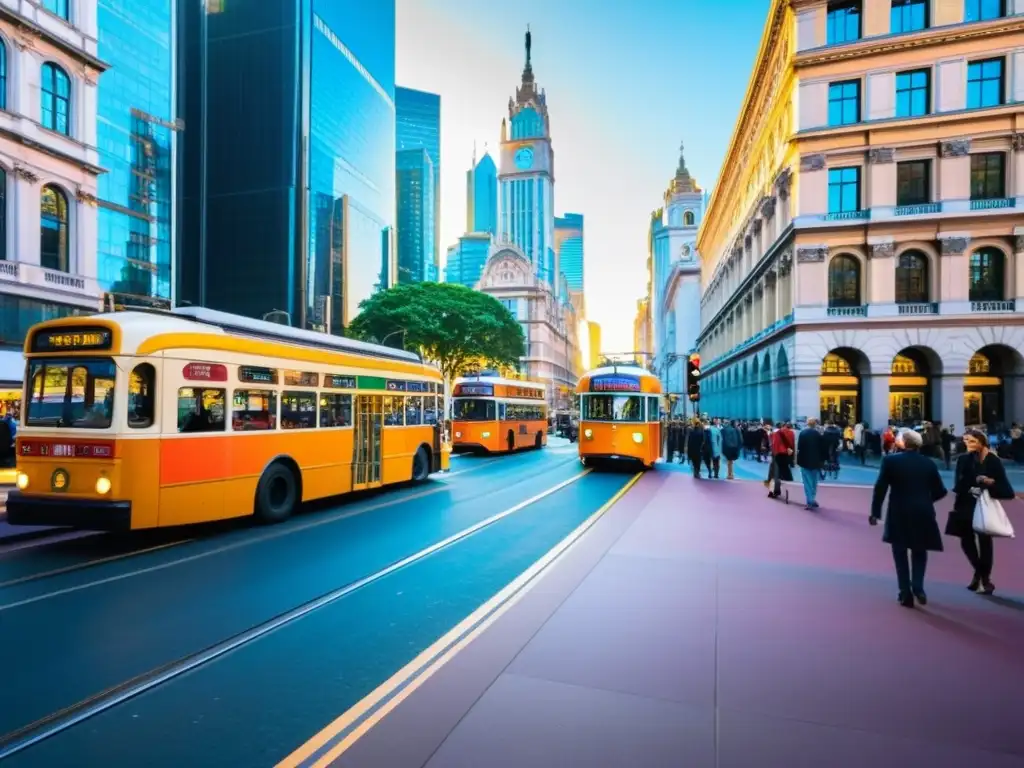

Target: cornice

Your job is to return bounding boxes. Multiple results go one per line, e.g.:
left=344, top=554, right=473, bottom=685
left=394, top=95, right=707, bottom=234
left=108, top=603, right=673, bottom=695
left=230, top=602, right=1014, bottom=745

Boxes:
left=0, top=7, right=109, bottom=72
left=794, top=17, right=1024, bottom=69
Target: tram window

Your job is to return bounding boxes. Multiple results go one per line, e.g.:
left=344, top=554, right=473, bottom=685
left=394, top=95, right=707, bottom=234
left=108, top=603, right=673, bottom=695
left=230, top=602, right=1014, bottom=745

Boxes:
left=584, top=395, right=643, bottom=422
left=321, top=394, right=352, bottom=427
left=453, top=399, right=494, bottom=421
left=232, top=389, right=277, bottom=431
left=281, top=392, right=317, bottom=429
left=406, top=396, right=423, bottom=426
left=383, top=396, right=404, bottom=426
left=128, top=363, right=155, bottom=429
left=648, top=397, right=660, bottom=421
left=423, top=396, right=439, bottom=425
left=178, top=387, right=226, bottom=433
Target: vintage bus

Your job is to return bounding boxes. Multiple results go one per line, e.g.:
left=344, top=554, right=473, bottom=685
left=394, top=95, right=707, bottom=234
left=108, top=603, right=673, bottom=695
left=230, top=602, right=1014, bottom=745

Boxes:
left=451, top=376, right=547, bottom=453
left=7, top=307, right=449, bottom=530
left=576, top=365, right=662, bottom=468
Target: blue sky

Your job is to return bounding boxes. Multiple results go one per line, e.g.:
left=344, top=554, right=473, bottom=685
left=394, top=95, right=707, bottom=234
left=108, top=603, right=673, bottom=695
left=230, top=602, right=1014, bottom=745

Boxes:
left=396, top=0, right=769, bottom=352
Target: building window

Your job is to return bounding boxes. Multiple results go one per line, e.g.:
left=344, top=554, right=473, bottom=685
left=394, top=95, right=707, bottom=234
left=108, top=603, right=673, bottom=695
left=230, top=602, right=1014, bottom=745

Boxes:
left=965, top=0, right=1005, bottom=22
left=828, top=81, right=861, bottom=126
left=0, top=42, right=7, bottom=111
left=895, top=251, right=929, bottom=303
left=970, top=153, right=1005, bottom=200
left=683, top=210, right=695, bottom=226
left=828, top=167, right=861, bottom=214
left=40, top=63, right=71, bottom=135
left=40, top=185, right=69, bottom=272
left=966, top=59, right=1004, bottom=109
left=895, top=70, right=930, bottom=117
left=896, top=160, right=930, bottom=206
left=0, top=168, right=5, bottom=261
left=827, top=1, right=861, bottom=44
left=42, top=0, right=69, bottom=20
left=969, top=248, right=1004, bottom=302
left=828, top=255, right=861, bottom=307
left=890, top=0, right=928, bottom=33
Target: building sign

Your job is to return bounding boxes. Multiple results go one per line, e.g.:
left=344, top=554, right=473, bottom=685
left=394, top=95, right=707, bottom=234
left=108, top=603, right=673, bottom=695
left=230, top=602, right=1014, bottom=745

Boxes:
left=30, top=328, right=113, bottom=353
left=507, top=386, right=544, bottom=399
left=324, top=375, right=357, bottom=390
left=455, top=384, right=493, bottom=397
left=591, top=375, right=641, bottom=393
left=183, top=363, right=228, bottom=382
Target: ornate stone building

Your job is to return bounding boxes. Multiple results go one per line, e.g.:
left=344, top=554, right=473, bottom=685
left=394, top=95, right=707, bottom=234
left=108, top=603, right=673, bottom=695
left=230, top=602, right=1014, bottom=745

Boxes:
left=696, top=0, right=1024, bottom=430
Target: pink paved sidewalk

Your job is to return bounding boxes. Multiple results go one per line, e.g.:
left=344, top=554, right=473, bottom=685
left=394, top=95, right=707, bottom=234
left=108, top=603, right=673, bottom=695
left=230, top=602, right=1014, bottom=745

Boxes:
left=332, top=471, right=1024, bottom=768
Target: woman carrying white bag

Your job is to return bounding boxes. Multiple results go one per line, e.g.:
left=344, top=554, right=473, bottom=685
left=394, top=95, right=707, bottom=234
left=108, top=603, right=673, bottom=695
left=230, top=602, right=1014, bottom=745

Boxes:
left=945, top=429, right=1016, bottom=595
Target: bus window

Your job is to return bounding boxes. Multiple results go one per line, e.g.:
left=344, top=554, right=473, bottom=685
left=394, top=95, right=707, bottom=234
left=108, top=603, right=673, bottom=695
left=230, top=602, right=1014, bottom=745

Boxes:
left=178, top=387, right=226, bottom=433
left=498, top=403, right=506, bottom=421
left=128, top=363, right=155, bottom=429
left=383, top=396, right=404, bottom=426
left=406, top=396, right=423, bottom=426
left=321, top=394, right=352, bottom=427
left=423, top=396, right=439, bottom=425
left=583, top=395, right=643, bottom=422
left=25, top=359, right=116, bottom=429
left=232, top=389, right=276, bottom=431
left=281, top=392, right=317, bottom=429
left=453, top=399, right=494, bottom=421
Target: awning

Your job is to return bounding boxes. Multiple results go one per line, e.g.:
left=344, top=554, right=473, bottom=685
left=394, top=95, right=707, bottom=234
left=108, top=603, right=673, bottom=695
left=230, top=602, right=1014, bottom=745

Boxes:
left=0, top=349, right=25, bottom=387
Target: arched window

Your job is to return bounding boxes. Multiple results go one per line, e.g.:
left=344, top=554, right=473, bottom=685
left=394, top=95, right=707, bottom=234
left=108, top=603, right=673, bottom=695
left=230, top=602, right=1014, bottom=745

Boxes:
left=828, top=254, right=861, bottom=307
left=42, top=0, right=69, bottom=21
left=968, top=247, right=1004, bottom=302
left=40, top=184, right=69, bottom=272
left=40, top=63, right=70, bottom=135
left=895, top=250, right=929, bottom=303
left=511, top=107, right=542, bottom=140
left=0, top=167, right=6, bottom=261
left=0, top=42, right=7, bottom=111
left=683, top=210, right=695, bottom=226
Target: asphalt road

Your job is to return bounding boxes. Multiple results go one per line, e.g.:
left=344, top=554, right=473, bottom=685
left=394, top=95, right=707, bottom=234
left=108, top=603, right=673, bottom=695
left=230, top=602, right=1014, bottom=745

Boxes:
left=0, top=442, right=636, bottom=766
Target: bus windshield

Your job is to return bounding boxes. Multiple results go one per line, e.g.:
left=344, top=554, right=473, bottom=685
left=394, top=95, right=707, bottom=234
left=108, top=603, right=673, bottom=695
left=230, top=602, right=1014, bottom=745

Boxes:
left=583, top=394, right=644, bottom=422
left=25, top=359, right=117, bottom=429
left=453, top=398, right=496, bottom=421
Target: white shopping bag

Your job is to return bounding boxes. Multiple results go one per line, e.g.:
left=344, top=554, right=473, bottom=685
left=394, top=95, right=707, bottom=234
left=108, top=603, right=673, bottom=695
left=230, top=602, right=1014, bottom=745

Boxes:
left=973, top=490, right=1016, bottom=539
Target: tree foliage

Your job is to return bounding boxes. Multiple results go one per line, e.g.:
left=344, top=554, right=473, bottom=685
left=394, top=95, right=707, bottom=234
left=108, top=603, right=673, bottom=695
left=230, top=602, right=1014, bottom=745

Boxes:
left=348, top=282, right=525, bottom=382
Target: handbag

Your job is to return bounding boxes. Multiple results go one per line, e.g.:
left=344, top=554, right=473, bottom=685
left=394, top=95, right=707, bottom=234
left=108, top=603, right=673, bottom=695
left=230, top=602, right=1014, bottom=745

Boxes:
left=973, top=489, right=1015, bottom=538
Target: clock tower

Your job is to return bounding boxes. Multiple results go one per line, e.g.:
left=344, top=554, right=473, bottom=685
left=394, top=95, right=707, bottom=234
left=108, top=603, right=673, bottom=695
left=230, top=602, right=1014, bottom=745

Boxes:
left=497, top=27, right=556, bottom=293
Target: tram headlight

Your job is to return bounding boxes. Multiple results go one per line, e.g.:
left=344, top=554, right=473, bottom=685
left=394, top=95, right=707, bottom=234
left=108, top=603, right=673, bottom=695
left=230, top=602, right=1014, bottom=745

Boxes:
left=454, top=431, right=462, bottom=438
left=15, top=471, right=28, bottom=490
left=584, top=429, right=593, bottom=439
left=95, top=475, right=112, bottom=495
left=632, top=432, right=644, bottom=444
left=482, top=431, right=491, bottom=439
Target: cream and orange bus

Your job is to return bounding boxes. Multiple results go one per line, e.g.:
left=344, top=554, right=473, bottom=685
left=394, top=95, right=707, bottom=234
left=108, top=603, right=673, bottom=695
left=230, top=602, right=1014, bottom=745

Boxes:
left=451, top=375, right=547, bottom=453
left=576, top=365, right=662, bottom=468
left=7, top=307, right=450, bottom=530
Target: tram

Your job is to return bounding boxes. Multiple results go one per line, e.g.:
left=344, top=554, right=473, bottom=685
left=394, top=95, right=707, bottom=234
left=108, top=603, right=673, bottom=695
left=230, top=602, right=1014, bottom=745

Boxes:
left=576, top=364, right=662, bottom=468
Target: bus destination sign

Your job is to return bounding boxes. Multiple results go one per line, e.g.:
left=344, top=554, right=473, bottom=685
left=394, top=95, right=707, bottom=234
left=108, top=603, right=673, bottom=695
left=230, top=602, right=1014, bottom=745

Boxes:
left=591, top=375, right=641, bottom=393
left=31, top=327, right=113, bottom=353
left=183, top=362, right=228, bottom=382
left=455, top=384, right=493, bottom=397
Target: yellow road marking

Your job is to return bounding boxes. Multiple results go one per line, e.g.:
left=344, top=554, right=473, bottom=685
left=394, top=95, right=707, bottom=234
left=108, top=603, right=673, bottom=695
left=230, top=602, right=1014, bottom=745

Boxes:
left=279, top=471, right=644, bottom=768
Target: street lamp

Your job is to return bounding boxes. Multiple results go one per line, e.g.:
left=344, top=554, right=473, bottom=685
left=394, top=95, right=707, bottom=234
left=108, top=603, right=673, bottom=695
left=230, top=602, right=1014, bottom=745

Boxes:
left=262, top=309, right=291, bottom=325
left=379, top=328, right=407, bottom=348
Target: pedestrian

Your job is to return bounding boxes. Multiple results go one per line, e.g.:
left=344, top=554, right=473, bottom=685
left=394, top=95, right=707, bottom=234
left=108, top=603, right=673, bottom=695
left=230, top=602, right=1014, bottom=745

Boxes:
left=944, top=429, right=1015, bottom=595
left=869, top=429, right=947, bottom=607
left=708, top=419, right=723, bottom=478
left=721, top=419, right=741, bottom=480
left=765, top=421, right=794, bottom=498
left=686, top=418, right=706, bottom=479
left=796, top=417, right=825, bottom=509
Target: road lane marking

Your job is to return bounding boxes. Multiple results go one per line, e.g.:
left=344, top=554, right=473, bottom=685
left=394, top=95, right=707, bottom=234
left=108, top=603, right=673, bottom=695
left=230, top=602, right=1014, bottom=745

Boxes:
left=0, top=468, right=593, bottom=761
left=279, top=471, right=644, bottom=768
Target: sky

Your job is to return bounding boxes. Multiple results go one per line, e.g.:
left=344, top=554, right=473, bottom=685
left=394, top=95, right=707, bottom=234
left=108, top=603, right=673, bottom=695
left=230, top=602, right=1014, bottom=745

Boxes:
left=395, top=0, right=768, bottom=353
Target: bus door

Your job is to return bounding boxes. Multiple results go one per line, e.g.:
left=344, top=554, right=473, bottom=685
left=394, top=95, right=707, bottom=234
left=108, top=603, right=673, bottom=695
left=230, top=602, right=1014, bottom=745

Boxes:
left=353, top=395, right=383, bottom=489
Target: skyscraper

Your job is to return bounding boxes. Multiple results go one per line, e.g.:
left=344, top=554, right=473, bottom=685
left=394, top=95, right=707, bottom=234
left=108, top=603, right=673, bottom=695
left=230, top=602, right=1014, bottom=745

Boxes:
left=496, top=29, right=556, bottom=292
left=178, top=0, right=397, bottom=332
left=396, top=148, right=435, bottom=284
left=444, top=233, right=492, bottom=288
left=396, top=87, right=441, bottom=270
left=554, top=213, right=584, bottom=293
left=466, top=151, right=497, bottom=236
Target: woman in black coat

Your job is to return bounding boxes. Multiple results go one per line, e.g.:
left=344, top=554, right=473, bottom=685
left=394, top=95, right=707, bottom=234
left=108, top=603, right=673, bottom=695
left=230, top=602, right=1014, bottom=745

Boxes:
left=945, top=429, right=1015, bottom=594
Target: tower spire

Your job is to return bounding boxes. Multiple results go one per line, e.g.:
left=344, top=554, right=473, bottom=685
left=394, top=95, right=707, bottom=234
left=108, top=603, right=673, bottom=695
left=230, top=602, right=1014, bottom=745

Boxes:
left=525, top=25, right=531, bottom=68
left=677, top=140, right=688, bottom=174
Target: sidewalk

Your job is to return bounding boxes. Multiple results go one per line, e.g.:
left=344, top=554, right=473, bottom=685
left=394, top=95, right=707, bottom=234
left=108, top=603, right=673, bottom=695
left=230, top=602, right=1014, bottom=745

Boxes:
left=330, top=472, right=1024, bottom=768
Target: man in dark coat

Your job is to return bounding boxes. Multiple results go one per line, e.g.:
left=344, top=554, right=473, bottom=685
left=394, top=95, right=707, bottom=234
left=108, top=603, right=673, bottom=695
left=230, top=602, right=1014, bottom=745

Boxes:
left=796, top=418, right=825, bottom=509
left=686, top=419, right=706, bottom=479
left=720, top=420, right=742, bottom=480
left=870, top=429, right=948, bottom=607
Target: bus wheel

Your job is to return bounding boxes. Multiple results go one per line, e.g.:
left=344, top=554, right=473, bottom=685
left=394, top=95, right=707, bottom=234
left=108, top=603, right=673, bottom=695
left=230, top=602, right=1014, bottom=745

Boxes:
left=534, top=432, right=543, bottom=449
left=507, top=431, right=516, bottom=452
left=255, top=462, right=298, bottom=524
left=412, top=447, right=431, bottom=482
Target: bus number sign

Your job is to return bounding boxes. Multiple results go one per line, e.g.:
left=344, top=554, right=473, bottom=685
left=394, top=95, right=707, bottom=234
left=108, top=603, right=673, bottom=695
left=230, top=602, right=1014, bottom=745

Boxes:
left=457, top=384, right=493, bottom=396
left=183, top=362, right=228, bottom=382
left=591, top=376, right=640, bottom=393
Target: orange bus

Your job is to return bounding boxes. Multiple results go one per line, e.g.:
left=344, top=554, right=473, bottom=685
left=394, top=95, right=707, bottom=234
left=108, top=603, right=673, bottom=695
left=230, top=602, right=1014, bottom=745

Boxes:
left=576, top=365, right=662, bottom=468
left=7, top=307, right=449, bottom=530
left=451, top=376, right=547, bottom=453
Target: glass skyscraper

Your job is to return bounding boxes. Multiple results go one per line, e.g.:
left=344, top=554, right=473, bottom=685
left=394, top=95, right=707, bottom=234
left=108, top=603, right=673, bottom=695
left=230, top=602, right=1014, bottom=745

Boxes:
left=396, top=87, right=440, bottom=270
left=444, top=233, right=491, bottom=288
left=554, top=213, right=584, bottom=292
left=466, top=152, right=497, bottom=236
left=396, top=148, right=435, bottom=284
left=96, top=0, right=177, bottom=309
left=178, top=0, right=396, bottom=332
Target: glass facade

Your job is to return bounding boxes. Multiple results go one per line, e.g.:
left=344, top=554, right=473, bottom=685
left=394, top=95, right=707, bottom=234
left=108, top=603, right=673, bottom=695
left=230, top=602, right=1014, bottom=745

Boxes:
left=555, top=213, right=584, bottom=292
left=395, top=148, right=435, bottom=284
left=0, top=295, right=86, bottom=350
left=444, top=234, right=491, bottom=288
left=96, top=0, right=176, bottom=308
left=470, top=153, right=497, bottom=236
left=396, top=87, right=440, bottom=268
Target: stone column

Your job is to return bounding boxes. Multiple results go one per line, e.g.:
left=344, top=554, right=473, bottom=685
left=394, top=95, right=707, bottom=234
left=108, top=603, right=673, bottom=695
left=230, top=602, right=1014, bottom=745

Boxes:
left=761, top=195, right=776, bottom=248
left=792, top=374, right=818, bottom=424
left=753, top=282, right=764, bottom=335
left=864, top=374, right=890, bottom=431
left=775, top=169, right=793, bottom=228
left=1014, top=234, right=1024, bottom=306
left=939, top=235, right=971, bottom=307
left=778, top=250, right=793, bottom=317
left=12, top=167, right=41, bottom=266
left=937, top=374, right=965, bottom=432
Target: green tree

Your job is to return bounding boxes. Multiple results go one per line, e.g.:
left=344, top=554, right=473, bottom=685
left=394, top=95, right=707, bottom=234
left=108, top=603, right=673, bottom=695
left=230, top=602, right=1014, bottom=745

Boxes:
left=348, top=282, right=525, bottom=383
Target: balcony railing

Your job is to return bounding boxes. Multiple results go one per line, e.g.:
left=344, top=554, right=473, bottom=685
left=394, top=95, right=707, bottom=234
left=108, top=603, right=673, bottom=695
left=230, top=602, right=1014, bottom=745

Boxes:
left=703, top=312, right=795, bottom=370
left=970, top=299, right=1015, bottom=313
left=969, top=198, right=1015, bottom=211
left=824, top=210, right=868, bottom=221
left=826, top=305, right=867, bottom=317
left=894, top=203, right=941, bottom=216
left=44, top=271, right=86, bottom=290
left=897, top=302, right=938, bottom=315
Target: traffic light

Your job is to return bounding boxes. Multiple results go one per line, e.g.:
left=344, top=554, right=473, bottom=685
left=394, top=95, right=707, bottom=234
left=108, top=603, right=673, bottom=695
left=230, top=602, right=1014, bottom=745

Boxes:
left=686, top=353, right=701, bottom=402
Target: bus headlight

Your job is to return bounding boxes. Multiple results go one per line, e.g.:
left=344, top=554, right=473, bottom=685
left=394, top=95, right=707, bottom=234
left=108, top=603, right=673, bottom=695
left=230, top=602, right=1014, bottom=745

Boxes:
left=95, top=476, right=112, bottom=495
left=454, top=431, right=462, bottom=438
left=584, top=429, right=593, bottom=439
left=632, top=432, right=644, bottom=444
left=15, top=471, right=28, bottom=490
left=482, top=431, right=491, bottom=439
